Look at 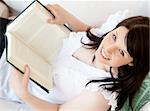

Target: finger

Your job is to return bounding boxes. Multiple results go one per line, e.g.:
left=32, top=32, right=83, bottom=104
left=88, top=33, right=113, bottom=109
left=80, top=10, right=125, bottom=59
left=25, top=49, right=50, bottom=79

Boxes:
left=23, top=65, right=30, bottom=85
left=47, top=18, right=57, bottom=24
left=9, top=66, right=22, bottom=86
left=45, top=4, right=57, bottom=16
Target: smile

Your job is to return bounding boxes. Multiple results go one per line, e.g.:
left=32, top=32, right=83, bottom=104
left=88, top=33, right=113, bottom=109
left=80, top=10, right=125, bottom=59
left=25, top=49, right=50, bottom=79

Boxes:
left=100, top=49, right=110, bottom=60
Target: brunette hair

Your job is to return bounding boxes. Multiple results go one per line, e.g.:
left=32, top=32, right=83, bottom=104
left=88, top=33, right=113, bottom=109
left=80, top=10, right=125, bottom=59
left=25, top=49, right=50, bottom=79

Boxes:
left=84, top=16, right=149, bottom=110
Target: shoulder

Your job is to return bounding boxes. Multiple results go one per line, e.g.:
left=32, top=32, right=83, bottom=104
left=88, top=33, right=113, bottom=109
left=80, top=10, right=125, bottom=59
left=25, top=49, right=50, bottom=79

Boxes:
left=59, top=89, right=110, bottom=111
left=66, top=32, right=89, bottom=44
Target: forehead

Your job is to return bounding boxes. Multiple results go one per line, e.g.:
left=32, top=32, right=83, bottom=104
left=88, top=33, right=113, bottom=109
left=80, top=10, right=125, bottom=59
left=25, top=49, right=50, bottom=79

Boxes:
left=113, top=26, right=129, bottom=37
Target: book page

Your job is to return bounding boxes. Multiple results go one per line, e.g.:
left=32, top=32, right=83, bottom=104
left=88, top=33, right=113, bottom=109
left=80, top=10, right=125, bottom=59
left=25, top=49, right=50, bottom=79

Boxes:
left=7, top=8, right=46, bottom=44
left=7, top=1, right=70, bottom=64
left=5, top=1, right=71, bottom=90
left=6, top=33, right=53, bottom=90
left=29, top=24, right=69, bottom=63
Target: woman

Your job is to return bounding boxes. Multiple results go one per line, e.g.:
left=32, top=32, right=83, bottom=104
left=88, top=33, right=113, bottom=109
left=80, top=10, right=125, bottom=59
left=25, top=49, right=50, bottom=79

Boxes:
left=1, top=4, right=149, bottom=111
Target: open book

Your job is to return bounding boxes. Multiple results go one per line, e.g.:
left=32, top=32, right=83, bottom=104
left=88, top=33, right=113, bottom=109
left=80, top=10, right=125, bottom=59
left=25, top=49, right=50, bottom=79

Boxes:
left=5, top=0, right=71, bottom=92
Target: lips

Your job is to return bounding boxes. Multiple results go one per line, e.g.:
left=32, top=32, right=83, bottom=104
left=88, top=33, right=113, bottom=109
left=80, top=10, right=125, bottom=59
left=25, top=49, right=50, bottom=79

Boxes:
left=100, top=49, right=110, bottom=60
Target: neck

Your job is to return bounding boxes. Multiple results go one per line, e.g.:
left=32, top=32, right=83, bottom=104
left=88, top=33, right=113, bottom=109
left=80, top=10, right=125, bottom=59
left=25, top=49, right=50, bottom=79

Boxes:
left=92, top=54, right=109, bottom=72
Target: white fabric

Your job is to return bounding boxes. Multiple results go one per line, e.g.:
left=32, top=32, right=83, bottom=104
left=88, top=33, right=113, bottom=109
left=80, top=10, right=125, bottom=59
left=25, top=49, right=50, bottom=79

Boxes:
left=0, top=51, right=22, bottom=102
left=90, top=10, right=128, bottom=37
left=0, top=99, right=32, bottom=111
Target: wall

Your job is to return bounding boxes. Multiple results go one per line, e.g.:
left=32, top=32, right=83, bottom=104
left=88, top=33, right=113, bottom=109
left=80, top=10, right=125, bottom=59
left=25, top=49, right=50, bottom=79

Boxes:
left=4, top=0, right=149, bottom=26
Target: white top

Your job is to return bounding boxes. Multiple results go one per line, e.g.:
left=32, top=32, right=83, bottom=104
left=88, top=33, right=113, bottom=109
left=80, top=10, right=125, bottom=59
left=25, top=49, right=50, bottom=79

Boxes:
left=0, top=32, right=117, bottom=111
left=48, top=32, right=118, bottom=110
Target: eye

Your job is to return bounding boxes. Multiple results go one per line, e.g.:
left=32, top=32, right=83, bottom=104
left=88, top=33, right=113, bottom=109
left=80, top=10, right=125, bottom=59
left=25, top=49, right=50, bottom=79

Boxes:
left=112, top=34, right=117, bottom=41
left=119, top=49, right=125, bottom=56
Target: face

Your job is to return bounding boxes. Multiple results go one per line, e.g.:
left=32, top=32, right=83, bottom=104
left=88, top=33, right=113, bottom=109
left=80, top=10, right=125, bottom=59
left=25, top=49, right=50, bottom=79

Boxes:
left=95, top=26, right=133, bottom=68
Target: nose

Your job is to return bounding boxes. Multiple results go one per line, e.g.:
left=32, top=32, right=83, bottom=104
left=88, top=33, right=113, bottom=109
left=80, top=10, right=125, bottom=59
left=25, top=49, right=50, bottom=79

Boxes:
left=105, top=45, right=117, bottom=54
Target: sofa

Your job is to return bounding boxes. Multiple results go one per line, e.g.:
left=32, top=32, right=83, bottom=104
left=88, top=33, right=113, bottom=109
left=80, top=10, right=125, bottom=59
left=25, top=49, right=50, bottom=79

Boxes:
left=0, top=0, right=149, bottom=111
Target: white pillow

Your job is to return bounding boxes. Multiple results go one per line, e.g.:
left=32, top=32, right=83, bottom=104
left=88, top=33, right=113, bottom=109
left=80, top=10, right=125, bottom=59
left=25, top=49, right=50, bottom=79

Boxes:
left=90, top=10, right=129, bottom=37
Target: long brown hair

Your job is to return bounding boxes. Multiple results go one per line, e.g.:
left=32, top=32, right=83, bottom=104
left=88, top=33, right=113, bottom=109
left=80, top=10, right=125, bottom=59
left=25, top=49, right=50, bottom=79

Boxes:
left=84, top=16, right=149, bottom=110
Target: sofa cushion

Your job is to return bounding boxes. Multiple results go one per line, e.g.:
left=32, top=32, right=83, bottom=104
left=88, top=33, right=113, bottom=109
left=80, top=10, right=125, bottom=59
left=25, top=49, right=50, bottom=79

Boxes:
left=121, top=71, right=150, bottom=111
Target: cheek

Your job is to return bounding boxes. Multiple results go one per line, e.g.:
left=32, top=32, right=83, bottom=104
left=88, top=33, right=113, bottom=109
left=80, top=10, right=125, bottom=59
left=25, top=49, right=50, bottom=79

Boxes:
left=110, top=56, right=131, bottom=67
left=101, top=37, right=110, bottom=45
left=110, top=59, right=125, bottom=67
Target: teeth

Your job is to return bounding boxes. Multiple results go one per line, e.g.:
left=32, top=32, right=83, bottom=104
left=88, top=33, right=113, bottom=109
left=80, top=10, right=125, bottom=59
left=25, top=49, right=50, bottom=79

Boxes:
left=102, top=49, right=109, bottom=60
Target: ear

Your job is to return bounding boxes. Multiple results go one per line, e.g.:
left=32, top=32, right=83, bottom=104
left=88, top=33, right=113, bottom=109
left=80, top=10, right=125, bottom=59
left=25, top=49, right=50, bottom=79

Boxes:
left=128, top=62, right=134, bottom=66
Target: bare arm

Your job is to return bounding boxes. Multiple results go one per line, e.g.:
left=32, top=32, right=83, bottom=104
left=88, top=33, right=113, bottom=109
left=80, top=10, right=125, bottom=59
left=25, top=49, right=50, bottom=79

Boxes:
left=59, top=89, right=110, bottom=111
left=22, top=93, right=59, bottom=111
left=21, top=89, right=109, bottom=111
left=9, top=65, right=110, bottom=111
left=46, top=4, right=90, bottom=32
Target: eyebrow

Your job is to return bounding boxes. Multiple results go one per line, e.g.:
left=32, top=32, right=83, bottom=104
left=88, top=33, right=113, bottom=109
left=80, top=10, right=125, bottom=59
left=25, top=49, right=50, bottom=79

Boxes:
left=115, top=31, right=128, bottom=55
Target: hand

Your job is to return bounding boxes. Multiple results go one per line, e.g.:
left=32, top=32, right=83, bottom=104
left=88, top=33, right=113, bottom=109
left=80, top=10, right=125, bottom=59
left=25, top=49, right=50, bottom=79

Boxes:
left=9, top=65, right=31, bottom=99
left=46, top=4, right=72, bottom=25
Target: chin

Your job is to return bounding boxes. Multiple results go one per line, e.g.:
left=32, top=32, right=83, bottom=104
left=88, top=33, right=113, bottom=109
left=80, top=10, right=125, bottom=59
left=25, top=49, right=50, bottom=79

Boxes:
left=95, top=54, right=109, bottom=66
